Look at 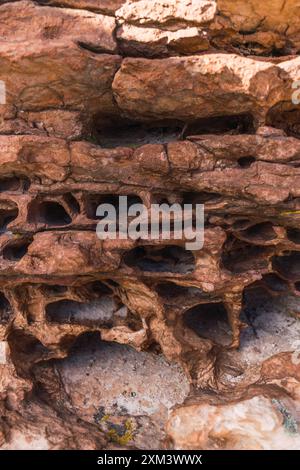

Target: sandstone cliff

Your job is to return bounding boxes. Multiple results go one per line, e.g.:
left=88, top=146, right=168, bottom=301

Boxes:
left=0, top=0, right=300, bottom=450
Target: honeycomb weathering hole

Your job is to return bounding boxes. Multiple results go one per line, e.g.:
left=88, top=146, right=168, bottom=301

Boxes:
left=64, top=193, right=80, bottom=215
left=266, top=104, right=300, bottom=137
left=7, top=330, right=50, bottom=375
left=237, top=156, right=256, bottom=168
left=0, top=292, right=12, bottom=325
left=43, top=285, right=68, bottom=295
left=29, top=201, right=72, bottom=226
left=45, top=297, right=125, bottom=327
left=0, top=176, right=30, bottom=192
left=183, top=302, right=231, bottom=346
left=154, top=282, right=208, bottom=307
left=0, top=205, right=19, bottom=233
left=0, top=177, right=20, bottom=192
left=93, top=117, right=184, bottom=148
left=85, top=194, right=142, bottom=220
left=287, top=228, right=300, bottom=244
left=232, top=219, right=251, bottom=230
left=262, top=273, right=289, bottom=292
left=87, top=280, right=113, bottom=296
left=123, top=245, right=195, bottom=274
left=272, top=252, right=300, bottom=280
left=221, top=237, right=270, bottom=273
left=242, top=222, right=277, bottom=241
left=2, top=239, right=31, bottom=261
left=3, top=2, right=300, bottom=452
left=238, top=284, right=298, bottom=351
left=184, top=113, right=255, bottom=136
left=93, top=114, right=254, bottom=149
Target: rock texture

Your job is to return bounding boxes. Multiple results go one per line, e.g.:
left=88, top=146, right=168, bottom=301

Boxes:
left=0, top=0, right=300, bottom=450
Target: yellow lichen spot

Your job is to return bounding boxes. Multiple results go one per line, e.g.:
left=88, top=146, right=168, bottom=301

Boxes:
left=280, top=211, right=300, bottom=216
left=107, top=419, right=134, bottom=445
left=101, top=414, right=110, bottom=423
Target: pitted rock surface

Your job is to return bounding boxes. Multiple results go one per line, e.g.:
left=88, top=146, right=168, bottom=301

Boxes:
left=0, top=0, right=300, bottom=450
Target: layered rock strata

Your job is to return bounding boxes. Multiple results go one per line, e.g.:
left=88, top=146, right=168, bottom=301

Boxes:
left=0, top=0, right=300, bottom=450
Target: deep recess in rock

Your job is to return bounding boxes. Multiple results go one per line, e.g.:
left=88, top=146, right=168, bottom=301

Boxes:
left=155, top=282, right=203, bottom=300
left=232, top=41, right=291, bottom=57
left=94, top=118, right=184, bottom=148
left=184, top=114, right=255, bottom=136
left=123, top=245, right=195, bottom=273
left=46, top=298, right=121, bottom=327
left=8, top=329, right=50, bottom=376
left=240, top=285, right=282, bottom=345
left=272, top=252, right=300, bottom=281
left=0, top=176, right=30, bottom=192
left=184, top=302, right=231, bottom=346
left=28, top=201, right=72, bottom=226
left=1, top=0, right=300, bottom=452
left=221, top=236, right=270, bottom=273
left=262, top=273, right=289, bottom=293
left=43, top=285, right=68, bottom=295
left=64, top=193, right=81, bottom=216
left=237, top=156, right=256, bottom=168
left=287, top=228, right=300, bottom=244
left=87, top=280, right=114, bottom=296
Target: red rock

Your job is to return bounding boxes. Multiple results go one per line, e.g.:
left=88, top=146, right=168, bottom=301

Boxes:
left=0, top=1, right=117, bottom=53
left=0, top=42, right=121, bottom=124
left=38, top=0, right=125, bottom=15
left=167, top=396, right=300, bottom=450
left=113, top=55, right=287, bottom=121
left=0, top=0, right=300, bottom=452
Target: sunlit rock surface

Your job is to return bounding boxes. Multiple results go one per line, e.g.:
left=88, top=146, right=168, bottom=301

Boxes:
left=0, top=0, right=300, bottom=450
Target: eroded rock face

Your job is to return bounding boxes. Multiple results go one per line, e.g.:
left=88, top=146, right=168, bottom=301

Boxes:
left=168, top=395, right=300, bottom=450
left=115, top=0, right=300, bottom=57
left=0, top=0, right=300, bottom=450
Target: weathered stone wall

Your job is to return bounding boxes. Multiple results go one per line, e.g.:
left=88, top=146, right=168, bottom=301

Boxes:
left=0, top=0, right=300, bottom=450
